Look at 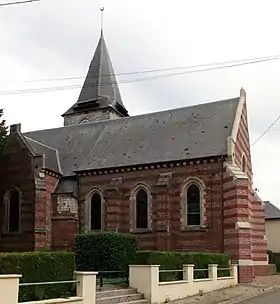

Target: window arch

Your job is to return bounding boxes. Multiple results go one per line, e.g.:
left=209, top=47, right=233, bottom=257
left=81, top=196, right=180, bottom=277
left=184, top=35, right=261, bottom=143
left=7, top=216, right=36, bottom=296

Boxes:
left=136, top=189, right=148, bottom=229
left=241, top=154, right=246, bottom=173
left=132, top=185, right=151, bottom=231
left=89, top=191, right=104, bottom=231
left=4, top=188, right=21, bottom=233
left=79, top=118, right=91, bottom=124
left=186, top=184, right=201, bottom=226
left=181, top=178, right=205, bottom=229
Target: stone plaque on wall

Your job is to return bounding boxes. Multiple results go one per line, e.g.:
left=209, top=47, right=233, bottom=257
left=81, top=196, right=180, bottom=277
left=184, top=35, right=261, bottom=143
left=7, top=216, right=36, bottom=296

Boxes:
left=57, top=195, right=78, bottom=214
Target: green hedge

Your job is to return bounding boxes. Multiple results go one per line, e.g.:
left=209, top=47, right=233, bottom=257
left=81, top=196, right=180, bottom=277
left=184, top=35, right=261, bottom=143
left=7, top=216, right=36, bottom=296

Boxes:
left=134, top=251, right=230, bottom=281
left=75, top=232, right=138, bottom=273
left=0, top=252, right=75, bottom=302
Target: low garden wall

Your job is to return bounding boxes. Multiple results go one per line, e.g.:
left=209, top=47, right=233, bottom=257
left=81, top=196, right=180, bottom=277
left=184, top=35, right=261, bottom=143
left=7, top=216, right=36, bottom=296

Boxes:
left=129, top=263, right=238, bottom=304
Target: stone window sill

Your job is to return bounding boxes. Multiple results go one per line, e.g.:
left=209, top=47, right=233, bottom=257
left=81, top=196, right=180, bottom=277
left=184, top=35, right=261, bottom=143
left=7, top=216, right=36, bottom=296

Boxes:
left=182, top=226, right=207, bottom=232
left=131, top=228, right=152, bottom=234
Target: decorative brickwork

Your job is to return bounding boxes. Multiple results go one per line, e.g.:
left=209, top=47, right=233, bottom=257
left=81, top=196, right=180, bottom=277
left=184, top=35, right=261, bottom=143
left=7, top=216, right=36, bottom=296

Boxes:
left=78, top=159, right=224, bottom=253
left=34, top=170, right=59, bottom=251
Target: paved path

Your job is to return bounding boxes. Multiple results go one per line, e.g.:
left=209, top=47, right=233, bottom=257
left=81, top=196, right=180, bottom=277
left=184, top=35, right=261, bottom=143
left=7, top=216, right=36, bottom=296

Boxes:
left=239, top=288, right=280, bottom=303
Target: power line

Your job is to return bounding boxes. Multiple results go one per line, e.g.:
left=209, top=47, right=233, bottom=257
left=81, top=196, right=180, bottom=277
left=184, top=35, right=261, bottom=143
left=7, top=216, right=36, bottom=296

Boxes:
left=0, top=0, right=39, bottom=7
left=17, top=54, right=280, bottom=84
left=251, top=115, right=280, bottom=147
left=0, top=55, right=279, bottom=96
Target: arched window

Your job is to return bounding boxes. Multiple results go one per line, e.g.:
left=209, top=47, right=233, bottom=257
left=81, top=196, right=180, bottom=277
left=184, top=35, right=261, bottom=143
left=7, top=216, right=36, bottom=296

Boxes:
left=5, top=188, right=21, bottom=232
left=187, top=184, right=201, bottom=226
left=135, top=188, right=148, bottom=229
left=79, top=118, right=91, bottom=124
left=242, top=155, right=246, bottom=173
left=90, top=192, right=102, bottom=231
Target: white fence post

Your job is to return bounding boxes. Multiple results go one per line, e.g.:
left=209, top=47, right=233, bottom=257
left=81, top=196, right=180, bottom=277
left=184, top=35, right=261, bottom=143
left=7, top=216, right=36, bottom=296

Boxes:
left=0, top=274, right=22, bottom=304
left=230, top=264, right=238, bottom=285
left=182, top=264, right=194, bottom=283
left=75, top=271, right=98, bottom=304
left=208, top=264, right=218, bottom=281
left=129, top=265, right=159, bottom=303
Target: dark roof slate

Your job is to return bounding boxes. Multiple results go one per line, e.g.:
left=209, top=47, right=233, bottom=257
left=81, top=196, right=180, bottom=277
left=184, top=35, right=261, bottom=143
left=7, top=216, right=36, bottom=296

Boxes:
left=23, top=97, right=239, bottom=176
left=25, top=136, right=61, bottom=174
left=265, top=201, right=280, bottom=220
left=63, top=32, right=128, bottom=117
left=54, top=178, right=78, bottom=197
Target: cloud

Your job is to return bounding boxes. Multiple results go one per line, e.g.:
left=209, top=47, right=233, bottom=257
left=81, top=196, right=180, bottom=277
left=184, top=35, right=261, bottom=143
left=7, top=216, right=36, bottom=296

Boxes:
left=1, top=0, right=280, bottom=205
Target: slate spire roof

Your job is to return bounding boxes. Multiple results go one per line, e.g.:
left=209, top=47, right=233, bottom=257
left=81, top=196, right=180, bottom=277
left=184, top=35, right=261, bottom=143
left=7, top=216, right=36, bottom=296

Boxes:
left=62, top=31, right=129, bottom=118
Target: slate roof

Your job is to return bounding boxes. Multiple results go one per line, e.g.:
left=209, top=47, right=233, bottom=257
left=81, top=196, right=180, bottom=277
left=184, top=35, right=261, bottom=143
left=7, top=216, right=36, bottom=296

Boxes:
left=23, top=97, right=239, bottom=176
left=62, top=32, right=128, bottom=118
left=265, top=201, right=280, bottom=220
left=54, top=178, right=78, bottom=197
left=25, top=136, right=62, bottom=174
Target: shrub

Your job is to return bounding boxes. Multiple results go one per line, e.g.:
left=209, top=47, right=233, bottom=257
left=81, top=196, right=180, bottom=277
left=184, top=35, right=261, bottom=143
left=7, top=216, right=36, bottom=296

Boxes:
left=134, top=251, right=230, bottom=281
left=0, top=252, right=75, bottom=302
left=75, top=232, right=138, bottom=273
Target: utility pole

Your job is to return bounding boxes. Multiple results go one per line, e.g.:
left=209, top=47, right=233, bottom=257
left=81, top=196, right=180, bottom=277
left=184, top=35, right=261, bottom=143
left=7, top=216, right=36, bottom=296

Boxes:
left=0, top=0, right=39, bottom=7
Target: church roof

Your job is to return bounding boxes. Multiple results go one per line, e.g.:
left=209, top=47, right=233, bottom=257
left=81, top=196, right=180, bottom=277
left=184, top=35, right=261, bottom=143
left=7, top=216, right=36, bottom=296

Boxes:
left=24, top=97, right=239, bottom=176
left=265, top=201, right=280, bottom=220
left=25, top=136, right=62, bottom=174
left=62, top=32, right=128, bottom=118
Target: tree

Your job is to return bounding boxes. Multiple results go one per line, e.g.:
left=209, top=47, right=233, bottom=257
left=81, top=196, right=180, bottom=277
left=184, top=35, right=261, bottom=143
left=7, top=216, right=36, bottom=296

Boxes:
left=0, top=109, right=7, bottom=161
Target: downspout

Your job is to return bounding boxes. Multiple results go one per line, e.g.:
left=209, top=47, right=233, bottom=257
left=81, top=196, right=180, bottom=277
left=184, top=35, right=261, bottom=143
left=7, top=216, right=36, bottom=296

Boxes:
left=221, top=155, right=225, bottom=253
left=77, top=175, right=82, bottom=234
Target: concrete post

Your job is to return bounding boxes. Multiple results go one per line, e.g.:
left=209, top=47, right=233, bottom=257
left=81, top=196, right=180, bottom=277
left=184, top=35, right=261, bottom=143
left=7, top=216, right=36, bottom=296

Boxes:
left=208, top=264, right=218, bottom=281
left=75, top=271, right=98, bottom=304
left=182, top=264, right=194, bottom=283
left=0, top=274, right=22, bottom=304
left=230, top=264, right=238, bottom=285
left=129, top=265, right=159, bottom=303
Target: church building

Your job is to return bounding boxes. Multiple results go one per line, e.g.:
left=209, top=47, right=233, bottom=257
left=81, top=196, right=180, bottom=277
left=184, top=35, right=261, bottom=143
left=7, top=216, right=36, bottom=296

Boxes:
left=0, top=32, right=270, bottom=283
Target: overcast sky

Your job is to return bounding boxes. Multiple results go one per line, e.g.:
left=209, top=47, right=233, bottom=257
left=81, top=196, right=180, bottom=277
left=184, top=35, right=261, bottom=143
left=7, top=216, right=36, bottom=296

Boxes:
left=1, top=0, right=280, bottom=206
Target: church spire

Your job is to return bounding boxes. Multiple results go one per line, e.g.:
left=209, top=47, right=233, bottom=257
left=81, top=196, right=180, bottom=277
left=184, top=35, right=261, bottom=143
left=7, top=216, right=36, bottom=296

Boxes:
left=62, top=13, right=129, bottom=126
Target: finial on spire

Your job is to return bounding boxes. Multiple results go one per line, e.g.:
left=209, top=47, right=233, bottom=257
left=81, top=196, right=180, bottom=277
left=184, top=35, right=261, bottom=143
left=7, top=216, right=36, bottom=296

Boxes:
left=100, top=7, right=104, bottom=34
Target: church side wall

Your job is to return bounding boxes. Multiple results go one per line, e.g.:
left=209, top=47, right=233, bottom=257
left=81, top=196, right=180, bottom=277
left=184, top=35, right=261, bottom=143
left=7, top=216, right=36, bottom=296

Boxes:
left=0, top=132, right=35, bottom=252
left=78, top=158, right=224, bottom=253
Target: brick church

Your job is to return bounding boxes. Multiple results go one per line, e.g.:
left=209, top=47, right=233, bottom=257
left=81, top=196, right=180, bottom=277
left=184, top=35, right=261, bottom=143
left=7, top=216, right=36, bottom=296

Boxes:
left=0, top=31, right=270, bottom=282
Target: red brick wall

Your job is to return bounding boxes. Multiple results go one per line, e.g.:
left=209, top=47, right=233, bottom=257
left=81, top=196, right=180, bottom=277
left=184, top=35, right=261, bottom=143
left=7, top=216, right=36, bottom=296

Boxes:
left=254, top=264, right=276, bottom=277
left=223, top=91, right=268, bottom=283
left=51, top=190, right=78, bottom=251
left=0, top=131, right=35, bottom=251
left=51, top=218, right=78, bottom=251
left=234, top=96, right=253, bottom=182
left=34, top=172, right=59, bottom=251
left=78, top=158, right=224, bottom=253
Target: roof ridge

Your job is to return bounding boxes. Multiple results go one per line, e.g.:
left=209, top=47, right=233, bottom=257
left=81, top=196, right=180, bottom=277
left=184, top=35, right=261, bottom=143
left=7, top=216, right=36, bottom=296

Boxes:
left=25, top=136, right=58, bottom=151
left=25, top=96, right=239, bottom=135
left=25, top=136, right=63, bottom=175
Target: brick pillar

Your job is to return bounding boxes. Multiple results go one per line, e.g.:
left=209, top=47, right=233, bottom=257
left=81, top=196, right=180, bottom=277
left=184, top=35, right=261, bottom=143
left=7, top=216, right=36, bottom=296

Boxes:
left=223, top=165, right=253, bottom=283
left=104, top=177, right=123, bottom=232
left=154, top=173, right=172, bottom=251
left=34, top=156, right=58, bottom=251
left=34, top=156, right=49, bottom=251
